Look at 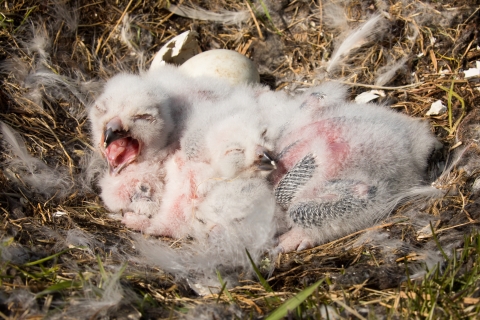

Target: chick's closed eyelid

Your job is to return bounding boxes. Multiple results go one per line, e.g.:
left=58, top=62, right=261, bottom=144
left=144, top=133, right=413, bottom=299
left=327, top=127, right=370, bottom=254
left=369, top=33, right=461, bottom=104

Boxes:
left=132, top=114, right=156, bottom=122
left=225, top=148, right=244, bottom=155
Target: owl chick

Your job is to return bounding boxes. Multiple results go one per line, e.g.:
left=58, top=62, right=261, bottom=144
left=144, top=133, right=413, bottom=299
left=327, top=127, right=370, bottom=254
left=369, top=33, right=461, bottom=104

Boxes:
left=89, top=65, right=242, bottom=233
left=145, top=92, right=277, bottom=239
left=89, top=72, right=175, bottom=230
left=264, top=83, right=442, bottom=252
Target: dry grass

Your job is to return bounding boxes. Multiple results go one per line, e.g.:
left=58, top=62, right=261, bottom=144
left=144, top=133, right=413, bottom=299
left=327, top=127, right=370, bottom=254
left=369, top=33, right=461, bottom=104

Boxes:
left=1, top=0, right=480, bottom=318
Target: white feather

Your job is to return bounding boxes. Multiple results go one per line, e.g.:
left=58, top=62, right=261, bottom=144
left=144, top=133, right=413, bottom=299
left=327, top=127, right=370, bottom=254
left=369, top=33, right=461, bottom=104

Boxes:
left=167, top=4, right=250, bottom=24
left=322, top=2, right=349, bottom=32
left=25, top=24, right=50, bottom=62
left=0, top=237, right=32, bottom=265
left=50, top=264, right=139, bottom=320
left=1, top=121, right=73, bottom=199
left=326, top=15, right=384, bottom=73
left=375, top=57, right=409, bottom=86
left=5, top=290, right=38, bottom=314
left=119, top=14, right=147, bottom=70
left=51, top=0, right=78, bottom=33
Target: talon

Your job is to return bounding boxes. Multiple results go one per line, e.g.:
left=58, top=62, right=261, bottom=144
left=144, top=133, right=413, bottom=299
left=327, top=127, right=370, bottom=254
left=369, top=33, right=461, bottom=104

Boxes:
left=277, top=227, right=315, bottom=253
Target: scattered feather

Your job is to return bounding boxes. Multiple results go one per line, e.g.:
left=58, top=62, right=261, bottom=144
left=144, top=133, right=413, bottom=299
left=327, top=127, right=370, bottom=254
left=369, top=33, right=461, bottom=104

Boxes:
left=1, top=121, right=73, bottom=199
left=167, top=4, right=250, bottom=24
left=375, top=57, right=408, bottom=86
left=326, top=15, right=384, bottom=73
left=49, top=264, right=139, bottom=320
left=182, top=303, right=243, bottom=320
left=1, top=238, right=33, bottom=264
left=322, top=3, right=349, bottom=32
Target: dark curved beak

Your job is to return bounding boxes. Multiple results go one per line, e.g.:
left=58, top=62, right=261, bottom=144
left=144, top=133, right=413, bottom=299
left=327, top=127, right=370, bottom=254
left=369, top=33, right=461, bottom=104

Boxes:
left=257, top=151, right=277, bottom=171
left=104, top=127, right=128, bottom=148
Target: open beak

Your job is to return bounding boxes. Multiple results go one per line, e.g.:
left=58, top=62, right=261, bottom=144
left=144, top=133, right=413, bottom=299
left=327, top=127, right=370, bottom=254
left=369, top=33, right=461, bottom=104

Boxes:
left=104, top=127, right=128, bottom=148
left=101, top=117, right=140, bottom=175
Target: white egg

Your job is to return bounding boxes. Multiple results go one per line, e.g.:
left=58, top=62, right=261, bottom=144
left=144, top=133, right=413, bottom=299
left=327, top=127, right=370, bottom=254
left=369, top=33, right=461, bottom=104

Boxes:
left=179, top=49, right=260, bottom=85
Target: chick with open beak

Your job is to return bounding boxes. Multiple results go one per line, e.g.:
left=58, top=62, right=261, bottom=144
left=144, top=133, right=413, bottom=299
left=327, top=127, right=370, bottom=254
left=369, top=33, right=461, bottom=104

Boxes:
left=88, top=72, right=178, bottom=232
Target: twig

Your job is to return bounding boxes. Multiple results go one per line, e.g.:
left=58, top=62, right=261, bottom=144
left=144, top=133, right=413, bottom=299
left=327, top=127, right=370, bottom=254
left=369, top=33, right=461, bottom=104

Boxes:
left=332, top=80, right=425, bottom=90
left=246, top=0, right=264, bottom=40
left=95, top=0, right=134, bottom=55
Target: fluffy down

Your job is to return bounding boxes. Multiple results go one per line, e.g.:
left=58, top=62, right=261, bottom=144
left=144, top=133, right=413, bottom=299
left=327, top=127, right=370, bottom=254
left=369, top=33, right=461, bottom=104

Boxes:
left=89, top=65, right=241, bottom=230
left=263, top=82, right=443, bottom=252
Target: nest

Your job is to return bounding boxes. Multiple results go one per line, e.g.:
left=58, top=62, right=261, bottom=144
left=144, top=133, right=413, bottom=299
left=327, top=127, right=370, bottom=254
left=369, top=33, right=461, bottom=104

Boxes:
left=1, top=0, right=479, bottom=318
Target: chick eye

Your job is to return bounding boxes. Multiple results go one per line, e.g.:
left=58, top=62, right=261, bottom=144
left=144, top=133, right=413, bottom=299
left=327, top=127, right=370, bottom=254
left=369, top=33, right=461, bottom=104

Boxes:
left=132, top=114, right=156, bottom=122
left=225, top=148, right=244, bottom=155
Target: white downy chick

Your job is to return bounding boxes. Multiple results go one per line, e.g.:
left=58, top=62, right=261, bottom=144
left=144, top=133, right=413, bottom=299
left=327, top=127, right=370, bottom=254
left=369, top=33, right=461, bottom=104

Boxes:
left=267, top=82, right=442, bottom=252
left=89, top=65, right=241, bottom=233
left=145, top=91, right=277, bottom=239
left=135, top=177, right=276, bottom=293
left=136, top=100, right=278, bottom=289
left=89, top=72, right=176, bottom=232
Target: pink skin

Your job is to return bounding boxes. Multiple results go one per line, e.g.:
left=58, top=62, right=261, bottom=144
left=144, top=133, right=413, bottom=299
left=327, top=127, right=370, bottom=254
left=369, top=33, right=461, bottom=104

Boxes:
left=276, top=227, right=314, bottom=253
left=122, top=212, right=151, bottom=230
left=272, top=120, right=350, bottom=186
left=100, top=117, right=142, bottom=176
left=273, top=119, right=353, bottom=252
left=144, top=152, right=209, bottom=238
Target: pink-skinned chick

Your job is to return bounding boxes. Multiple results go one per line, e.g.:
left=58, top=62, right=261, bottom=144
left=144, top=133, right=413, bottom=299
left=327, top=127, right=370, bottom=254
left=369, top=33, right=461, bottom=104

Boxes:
left=264, top=83, right=443, bottom=253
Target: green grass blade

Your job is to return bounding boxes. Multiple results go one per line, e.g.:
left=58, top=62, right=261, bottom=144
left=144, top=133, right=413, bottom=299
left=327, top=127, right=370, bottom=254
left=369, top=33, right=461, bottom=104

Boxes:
left=430, top=221, right=449, bottom=261
left=436, top=83, right=466, bottom=135
left=245, top=249, right=274, bottom=293
left=13, top=6, right=37, bottom=33
left=257, top=0, right=283, bottom=36
left=447, top=81, right=454, bottom=129
left=23, top=248, right=72, bottom=266
left=96, top=254, right=107, bottom=283
left=216, top=270, right=234, bottom=302
left=265, top=279, right=324, bottom=320
left=35, top=280, right=83, bottom=298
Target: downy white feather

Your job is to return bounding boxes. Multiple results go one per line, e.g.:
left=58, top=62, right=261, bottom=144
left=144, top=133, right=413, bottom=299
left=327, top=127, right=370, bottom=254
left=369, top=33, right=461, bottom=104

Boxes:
left=326, top=15, right=384, bottom=73
left=49, top=265, right=139, bottom=320
left=135, top=184, right=277, bottom=292
left=1, top=121, right=73, bottom=199
left=167, top=4, right=250, bottom=25
left=375, top=56, right=409, bottom=86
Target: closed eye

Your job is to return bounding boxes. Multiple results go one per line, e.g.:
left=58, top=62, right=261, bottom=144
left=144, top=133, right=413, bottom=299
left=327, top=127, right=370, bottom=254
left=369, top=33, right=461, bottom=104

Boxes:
left=225, top=148, right=244, bottom=155
left=132, top=114, right=156, bottom=122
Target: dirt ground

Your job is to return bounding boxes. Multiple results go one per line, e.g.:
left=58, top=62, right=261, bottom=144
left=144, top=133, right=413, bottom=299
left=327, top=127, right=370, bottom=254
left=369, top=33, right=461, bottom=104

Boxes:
left=1, top=0, right=480, bottom=319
